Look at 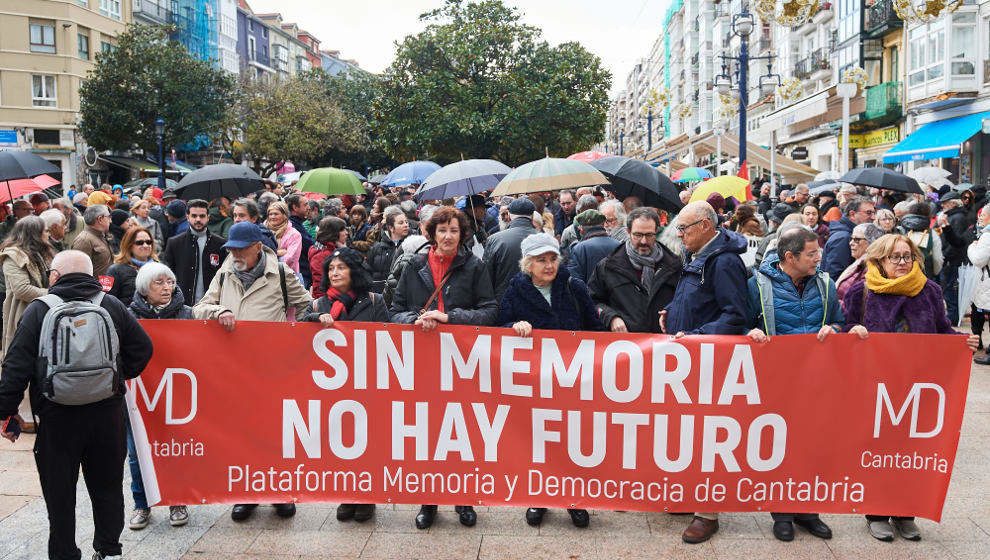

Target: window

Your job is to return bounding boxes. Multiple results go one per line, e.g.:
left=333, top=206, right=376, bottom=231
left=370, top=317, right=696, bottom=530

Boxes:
left=33, top=129, right=60, bottom=145
left=29, top=23, right=56, bottom=53
left=951, top=12, right=976, bottom=75
left=99, top=0, right=121, bottom=20
left=77, top=0, right=88, bottom=7
left=248, top=36, right=256, bottom=61
left=248, top=19, right=254, bottom=32
left=32, top=75, right=56, bottom=107
left=78, top=31, right=90, bottom=60
left=101, top=41, right=112, bottom=53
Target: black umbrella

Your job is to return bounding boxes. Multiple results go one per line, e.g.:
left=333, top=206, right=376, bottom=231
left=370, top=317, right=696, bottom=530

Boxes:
left=174, top=164, right=264, bottom=201
left=590, top=156, right=683, bottom=213
left=839, top=167, right=922, bottom=195
left=0, top=150, right=62, bottom=202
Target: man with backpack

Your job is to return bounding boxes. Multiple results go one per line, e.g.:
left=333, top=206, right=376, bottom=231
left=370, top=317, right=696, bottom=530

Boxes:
left=191, top=221, right=311, bottom=521
left=0, top=250, right=154, bottom=560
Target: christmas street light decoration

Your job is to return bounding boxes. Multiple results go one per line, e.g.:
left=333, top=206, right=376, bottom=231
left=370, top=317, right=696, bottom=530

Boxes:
left=754, top=0, right=821, bottom=27
left=840, top=66, right=868, bottom=96
left=778, top=77, right=804, bottom=102
left=892, top=0, right=961, bottom=23
left=675, top=102, right=695, bottom=120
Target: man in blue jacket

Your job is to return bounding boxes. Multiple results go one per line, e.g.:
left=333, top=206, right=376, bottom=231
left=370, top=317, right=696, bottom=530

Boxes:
left=822, top=195, right=875, bottom=279
left=745, top=224, right=843, bottom=543
left=567, top=209, right=620, bottom=283
left=660, top=201, right=748, bottom=544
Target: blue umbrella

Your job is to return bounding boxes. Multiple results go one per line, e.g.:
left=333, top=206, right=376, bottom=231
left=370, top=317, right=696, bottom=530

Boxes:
left=414, top=159, right=512, bottom=200
left=381, top=161, right=441, bottom=187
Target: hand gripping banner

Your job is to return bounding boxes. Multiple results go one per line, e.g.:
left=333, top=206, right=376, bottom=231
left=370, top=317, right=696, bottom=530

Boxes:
left=127, top=320, right=971, bottom=520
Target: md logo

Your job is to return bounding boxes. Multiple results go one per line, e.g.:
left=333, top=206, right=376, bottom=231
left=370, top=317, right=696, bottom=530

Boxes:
left=873, top=382, right=944, bottom=438
left=133, top=368, right=198, bottom=425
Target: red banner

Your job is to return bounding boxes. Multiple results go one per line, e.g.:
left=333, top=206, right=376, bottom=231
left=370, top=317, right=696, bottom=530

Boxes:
left=128, top=321, right=971, bottom=520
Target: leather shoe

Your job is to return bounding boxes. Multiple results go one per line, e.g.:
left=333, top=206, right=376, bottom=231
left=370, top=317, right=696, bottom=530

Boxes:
left=974, top=354, right=990, bottom=365
left=682, top=516, right=719, bottom=543
left=795, top=517, right=832, bottom=539
left=230, top=504, right=257, bottom=521
left=415, top=505, right=437, bottom=530
left=455, top=505, right=477, bottom=527
left=273, top=503, right=296, bottom=518
left=336, top=503, right=356, bottom=521
left=525, top=508, right=546, bottom=527
left=772, top=520, right=795, bottom=541
left=568, top=509, right=590, bottom=528
left=353, top=504, right=376, bottom=522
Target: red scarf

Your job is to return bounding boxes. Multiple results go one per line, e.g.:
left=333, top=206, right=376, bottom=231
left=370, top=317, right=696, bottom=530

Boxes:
left=427, top=247, right=453, bottom=313
left=325, top=287, right=357, bottom=320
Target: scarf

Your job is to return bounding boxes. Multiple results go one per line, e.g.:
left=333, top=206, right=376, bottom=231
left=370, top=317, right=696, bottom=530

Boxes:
left=267, top=217, right=289, bottom=240
left=625, top=239, right=664, bottom=294
left=325, top=287, right=357, bottom=320
left=865, top=261, right=927, bottom=297
left=427, top=246, right=454, bottom=313
left=234, top=251, right=267, bottom=292
left=130, top=257, right=150, bottom=267
left=313, top=241, right=336, bottom=253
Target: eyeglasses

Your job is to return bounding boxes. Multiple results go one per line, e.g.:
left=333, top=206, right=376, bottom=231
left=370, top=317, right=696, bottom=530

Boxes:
left=884, top=254, right=914, bottom=264
left=133, top=239, right=153, bottom=246
left=150, top=278, right=176, bottom=287
left=675, top=218, right=706, bottom=233
left=857, top=209, right=877, bottom=217
left=850, top=236, right=867, bottom=243
left=630, top=231, right=658, bottom=240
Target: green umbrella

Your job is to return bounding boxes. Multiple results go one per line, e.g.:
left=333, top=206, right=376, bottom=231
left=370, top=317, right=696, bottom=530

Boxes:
left=296, top=167, right=365, bottom=195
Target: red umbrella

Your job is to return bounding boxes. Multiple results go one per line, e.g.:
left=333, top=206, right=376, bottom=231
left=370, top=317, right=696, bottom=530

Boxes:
left=567, top=151, right=613, bottom=163
left=302, top=191, right=327, bottom=201
left=0, top=174, right=60, bottom=203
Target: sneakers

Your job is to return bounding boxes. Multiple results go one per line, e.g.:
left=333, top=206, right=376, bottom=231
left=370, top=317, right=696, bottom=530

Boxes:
left=128, top=508, right=150, bottom=530
left=169, top=505, right=189, bottom=527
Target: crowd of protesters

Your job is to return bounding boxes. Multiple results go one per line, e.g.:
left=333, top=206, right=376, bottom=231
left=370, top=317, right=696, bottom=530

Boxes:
left=0, top=172, right=982, bottom=559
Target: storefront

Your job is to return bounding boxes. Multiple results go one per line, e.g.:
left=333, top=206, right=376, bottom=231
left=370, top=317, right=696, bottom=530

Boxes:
left=883, top=110, right=990, bottom=184
left=839, top=125, right=901, bottom=168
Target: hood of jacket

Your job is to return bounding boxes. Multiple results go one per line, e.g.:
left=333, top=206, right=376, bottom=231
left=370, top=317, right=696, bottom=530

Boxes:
left=208, top=208, right=231, bottom=226
left=129, top=286, right=188, bottom=319
left=828, top=217, right=855, bottom=235
left=50, top=272, right=103, bottom=300
left=684, top=230, right=748, bottom=275
left=900, top=214, right=930, bottom=232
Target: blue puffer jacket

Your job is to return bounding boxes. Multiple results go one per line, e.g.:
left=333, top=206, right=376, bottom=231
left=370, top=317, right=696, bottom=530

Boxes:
left=497, top=268, right=603, bottom=331
left=664, top=230, right=748, bottom=335
left=746, top=251, right=844, bottom=335
left=822, top=217, right=854, bottom=279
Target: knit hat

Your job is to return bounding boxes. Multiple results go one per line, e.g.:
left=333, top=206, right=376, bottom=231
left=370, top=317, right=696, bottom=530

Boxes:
left=150, top=187, right=163, bottom=201
left=574, top=209, right=606, bottom=227
left=520, top=232, right=560, bottom=257
left=166, top=199, right=187, bottom=219
left=110, top=209, right=130, bottom=227
left=88, top=191, right=113, bottom=207
left=706, top=192, right=726, bottom=212
left=770, top=202, right=796, bottom=224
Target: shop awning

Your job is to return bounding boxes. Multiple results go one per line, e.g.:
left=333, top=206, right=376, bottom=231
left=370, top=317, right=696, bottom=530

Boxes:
left=883, top=110, right=990, bottom=164
left=695, top=133, right=819, bottom=181
left=100, top=156, right=182, bottom=174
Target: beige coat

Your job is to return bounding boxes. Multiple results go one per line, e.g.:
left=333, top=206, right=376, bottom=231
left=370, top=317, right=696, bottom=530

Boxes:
left=193, top=246, right=311, bottom=322
left=0, top=247, right=49, bottom=353
left=70, top=226, right=113, bottom=276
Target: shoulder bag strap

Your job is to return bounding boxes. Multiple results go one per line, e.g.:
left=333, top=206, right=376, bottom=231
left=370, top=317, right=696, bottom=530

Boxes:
left=278, top=264, right=288, bottom=313
left=419, top=269, right=453, bottom=315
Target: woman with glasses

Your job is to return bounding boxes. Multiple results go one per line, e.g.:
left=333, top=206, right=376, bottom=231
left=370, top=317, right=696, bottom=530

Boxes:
left=874, top=208, right=899, bottom=234
left=842, top=233, right=978, bottom=542
left=126, top=262, right=192, bottom=530
left=836, top=223, right=885, bottom=308
left=105, top=227, right=158, bottom=307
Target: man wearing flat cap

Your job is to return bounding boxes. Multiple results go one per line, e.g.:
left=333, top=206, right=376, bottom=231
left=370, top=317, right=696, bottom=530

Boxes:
left=483, top=197, right=540, bottom=302
left=567, top=209, right=621, bottom=283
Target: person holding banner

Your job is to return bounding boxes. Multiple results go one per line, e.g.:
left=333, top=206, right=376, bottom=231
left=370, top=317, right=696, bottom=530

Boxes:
left=496, top=232, right=602, bottom=528
left=390, top=205, right=497, bottom=530
left=842, top=233, right=979, bottom=542
left=745, top=224, right=843, bottom=542
left=660, top=200, right=748, bottom=545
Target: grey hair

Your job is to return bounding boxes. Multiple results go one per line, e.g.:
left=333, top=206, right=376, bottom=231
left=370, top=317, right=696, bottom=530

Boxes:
left=576, top=194, right=598, bottom=214
left=134, top=262, right=176, bottom=297
left=400, top=234, right=430, bottom=255
left=39, top=208, right=65, bottom=229
left=73, top=192, right=89, bottom=205
left=853, top=222, right=885, bottom=245
left=626, top=206, right=662, bottom=230
left=51, top=249, right=93, bottom=276
left=498, top=196, right=515, bottom=207
left=982, top=202, right=990, bottom=216
left=600, top=199, right=626, bottom=224
left=532, top=211, right=543, bottom=227
left=893, top=201, right=912, bottom=214
left=383, top=205, right=403, bottom=219
left=942, top=198, right=964, bottom=209
left=83, top=204, right=109, bottom=226
left=399, top=200, right=417, bottom=213
left=844, top=195, right=872, bottom=216
left=418, top=204, right=438, bottom=227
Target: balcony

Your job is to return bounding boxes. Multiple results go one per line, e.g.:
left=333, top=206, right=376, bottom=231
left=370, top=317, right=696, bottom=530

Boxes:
left=794, top=58, right=811, bottom=80
left=864, top=81, right=902, bottom=125
left=810, top=48, right=830, bottom=74
left=134, top=0, right=172, bottom=24
left=864, top=0, right=902, bottom=39
left=985, top=60, right=990, bottom=85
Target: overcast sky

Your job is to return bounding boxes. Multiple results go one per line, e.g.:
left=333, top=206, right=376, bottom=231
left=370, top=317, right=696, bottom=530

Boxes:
left=245, top=0, right=670, bottom=98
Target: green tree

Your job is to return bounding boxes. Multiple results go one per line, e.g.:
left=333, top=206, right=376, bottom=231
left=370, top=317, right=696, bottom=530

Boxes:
left=79, top=24, right=235, bottom=156
left=372, top=0, right=611, bottom=166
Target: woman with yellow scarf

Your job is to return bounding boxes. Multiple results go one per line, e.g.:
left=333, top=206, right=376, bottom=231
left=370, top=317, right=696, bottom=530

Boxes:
left=842, top=233, right=978, bottom=543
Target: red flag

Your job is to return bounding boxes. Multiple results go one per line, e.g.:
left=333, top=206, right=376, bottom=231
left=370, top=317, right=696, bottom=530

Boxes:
left=738, top=161, right=754, bottom=200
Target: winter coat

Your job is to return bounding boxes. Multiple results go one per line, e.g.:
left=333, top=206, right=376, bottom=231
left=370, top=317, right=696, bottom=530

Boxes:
left=168, top=218, right=190, bottom=239
left=812, top=222, right=829, bottom=248
left=553, top=207, right=575, bottom=237
left=309, top=291, right=389, bottom=323
left=62, top=209, right=85, bottom=248
left=128, top=287, right=193, bottom=320
left=746, top=251, right=844, bottom=335
left=941, top=206, right=974, bottom=267
left=664, top=230, right=748, bottom=336
left=482, top=217, right=539, bottom=302
left=0, top=273, right=153, bottom=419
left=588, top=242, right=681, bottom=334
left=366, top=232, right=400, bottom=285
left=0, top=247, right=49, bottom=354
left=193, top=246, right=312, bottom=323
left=161, top=229, right=227, bottom=307
left=389, top=248, right=497, bottom=326
left=822, top=217, right=855, bottom=279
left=289, top=214, right=314, bottom=286
left=497, top=269, right=602, bottom=331
left=206, top=208, right=233, bottom=238
left=105, top=262, right=140, bottom=307
left=843, top=279, right=956, bottom=335
left=148, top=205, right=169, bottom=244
left=567, top=228, right=621, bottom=283
left=133, top=216, right=164, bottom=249
left=384, top=238, right=431, bottom=307
left=559, top=224, right=580, bottom=264
left=967, top=227, right=990, bottom=310
left=275, top=224, right=302, bottom=274
left=902, top=214, right=943, bottom=276
left=836, top=258, right=867, bottom=308
left=70, top=226, right=114, bottom=276
left=308, top=242, right=336, bottom=299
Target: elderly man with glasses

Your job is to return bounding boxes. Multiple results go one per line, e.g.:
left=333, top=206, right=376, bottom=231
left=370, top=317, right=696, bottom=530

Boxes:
left=70, top=204, right=114, bottom=276
left=822, top=195, right=876, bottom=280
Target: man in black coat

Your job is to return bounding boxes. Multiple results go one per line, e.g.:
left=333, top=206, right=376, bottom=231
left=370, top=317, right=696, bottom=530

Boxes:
left=162, top=199, right=227, bottom=307
left=587, top=207, right=681, bottom=334
left=483, top=198, right=539, bottom=302
left=0, top=250, right=153, bottom=560
left=937, top=192, right=976, bottom=324
left=286, top=194, right=315, bottom=288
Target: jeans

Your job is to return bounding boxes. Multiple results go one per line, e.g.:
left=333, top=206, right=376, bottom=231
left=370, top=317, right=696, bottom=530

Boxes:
left=124, top=414, right=148, bottom=510
left=940, top=265, right=960, bottom=325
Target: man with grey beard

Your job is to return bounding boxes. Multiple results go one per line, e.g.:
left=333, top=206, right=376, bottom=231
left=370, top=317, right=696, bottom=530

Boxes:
left=192, top=221, right=312, bottom=521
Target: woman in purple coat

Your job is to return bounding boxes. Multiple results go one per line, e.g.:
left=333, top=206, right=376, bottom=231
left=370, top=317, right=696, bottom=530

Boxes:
left=843, top=234, right=978, bottom=542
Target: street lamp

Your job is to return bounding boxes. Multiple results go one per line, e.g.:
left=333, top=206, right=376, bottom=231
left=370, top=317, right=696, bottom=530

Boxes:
left=713, top=120, right=727, bottom=176
left=638, top=106, right=666, bottom=154
left=620, top=131, right=625, bottom=156
left=836, top=82, right=857, bottom=174
left=154, top=118, right=166, bottom=191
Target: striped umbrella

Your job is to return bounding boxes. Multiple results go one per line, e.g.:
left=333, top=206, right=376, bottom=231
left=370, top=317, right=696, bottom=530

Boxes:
left=492, top=158, right=609, bottom=196
left=671, top=167, right=713, bottom=182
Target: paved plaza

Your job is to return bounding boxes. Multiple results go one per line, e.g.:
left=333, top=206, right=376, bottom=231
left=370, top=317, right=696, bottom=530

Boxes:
left=0, top=365, right=987, bottom=560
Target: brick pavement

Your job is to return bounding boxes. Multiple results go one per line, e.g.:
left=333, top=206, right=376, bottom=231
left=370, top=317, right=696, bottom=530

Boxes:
left=0, top=366, right=987, bottom=559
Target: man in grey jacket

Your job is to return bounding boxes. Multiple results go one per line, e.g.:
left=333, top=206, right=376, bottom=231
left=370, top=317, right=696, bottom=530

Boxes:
left=482, top=198, right=539, bottom=302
